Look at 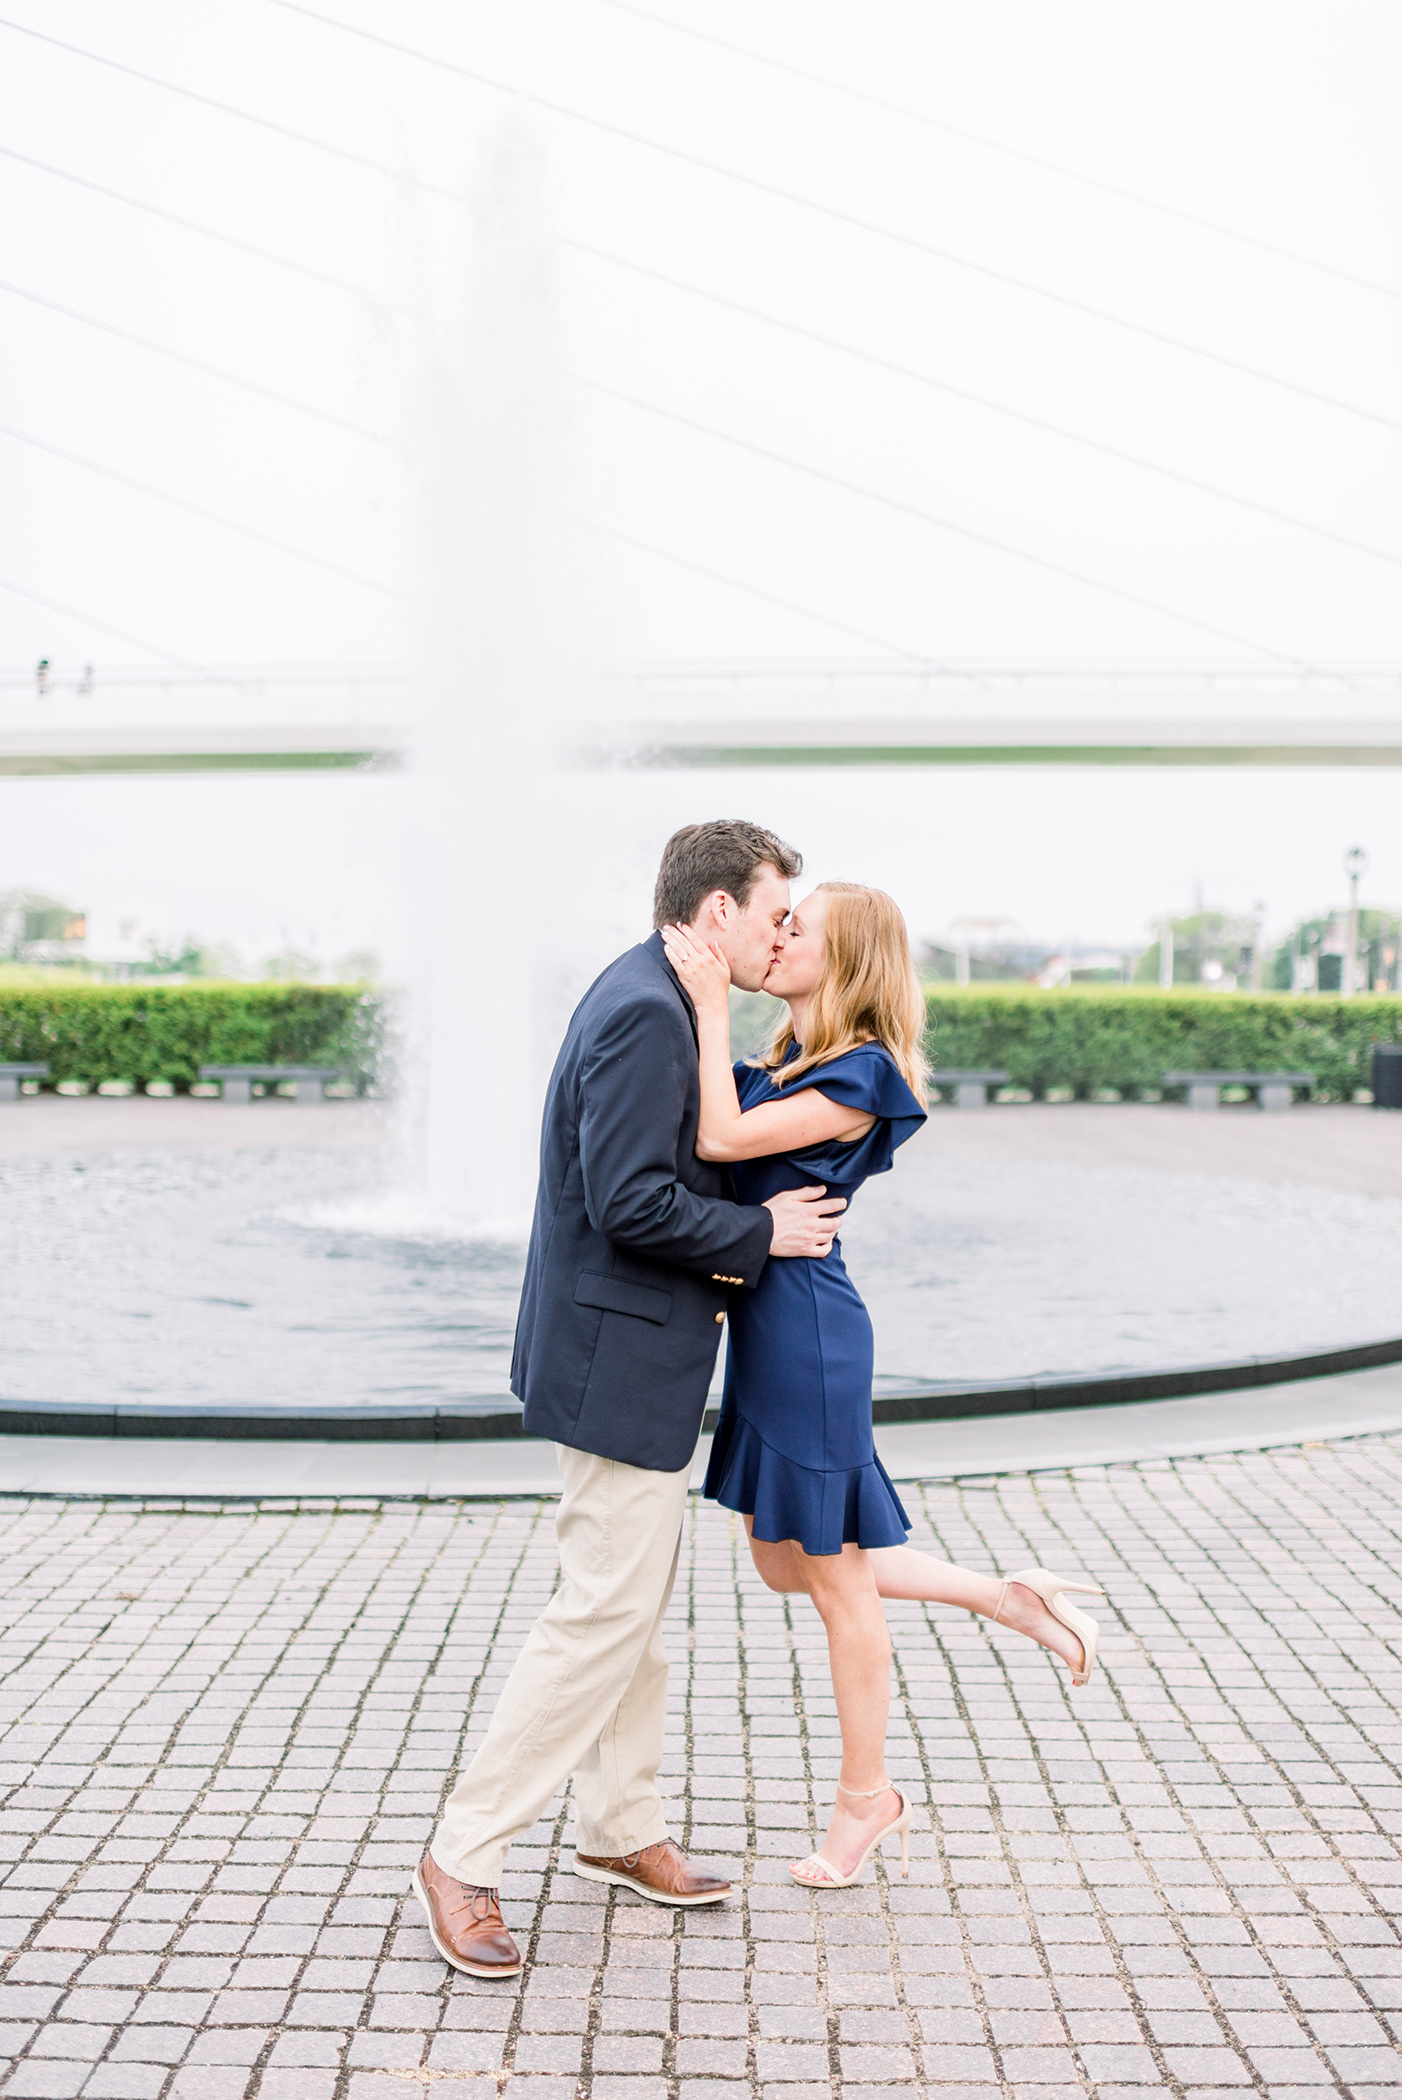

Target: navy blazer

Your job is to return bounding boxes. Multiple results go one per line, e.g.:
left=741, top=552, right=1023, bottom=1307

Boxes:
left=512, top=931, right=774, bottom=1471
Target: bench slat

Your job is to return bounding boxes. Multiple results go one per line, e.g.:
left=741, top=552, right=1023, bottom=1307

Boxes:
left=1162, top=1070, right=1315, bottom=1084
left=198, top=1065, right=341, bottom=1079
left=0, top=1062, right=49, bottom=1103
left=198, top=1063, right=343, bottom=1103
left=929, top=1068, right=1010, bottom=1109
left=1163, top=1069, right=1314, bottom=1114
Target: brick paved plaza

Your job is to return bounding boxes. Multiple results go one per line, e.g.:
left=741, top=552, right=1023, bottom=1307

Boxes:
left=5, top=1442, right=1402, bottom=2100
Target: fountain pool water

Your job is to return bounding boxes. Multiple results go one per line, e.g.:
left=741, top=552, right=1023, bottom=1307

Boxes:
left=5, top=1116, right=1400, bottom=1416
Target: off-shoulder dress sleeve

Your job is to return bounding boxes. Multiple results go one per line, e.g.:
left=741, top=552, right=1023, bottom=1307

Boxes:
left=772, top=1042, right=926, bottom=1179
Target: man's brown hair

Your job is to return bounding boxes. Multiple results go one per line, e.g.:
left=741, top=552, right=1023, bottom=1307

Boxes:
left=653, top=819, right=802, bottom=928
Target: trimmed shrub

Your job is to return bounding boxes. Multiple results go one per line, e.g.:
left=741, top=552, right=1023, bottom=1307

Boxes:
left=923, top=988, right=1402, bottom=1100
left=0, top=984, right=385, bottom=1092
left=7, top=982, right=1396, bottom=1103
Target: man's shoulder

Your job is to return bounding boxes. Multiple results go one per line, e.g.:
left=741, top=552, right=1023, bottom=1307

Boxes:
left=576, top=938, right=686, bottom=1032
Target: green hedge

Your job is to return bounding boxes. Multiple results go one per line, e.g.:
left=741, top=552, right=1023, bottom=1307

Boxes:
left=0, top=985, right=385, bottom=1091
left=7, top=982, right=1398, bottom=1101
left=923, top=989, right=1402, bottom=1100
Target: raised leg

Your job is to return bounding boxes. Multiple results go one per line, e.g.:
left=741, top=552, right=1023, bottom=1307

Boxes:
left=749, top=1531, right=1089, bottom=1681
left=868, top=1545, right=1090, bottom=1674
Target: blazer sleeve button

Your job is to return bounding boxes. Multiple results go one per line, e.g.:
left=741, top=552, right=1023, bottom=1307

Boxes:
left=714, top=1310, right=725, bottom=1324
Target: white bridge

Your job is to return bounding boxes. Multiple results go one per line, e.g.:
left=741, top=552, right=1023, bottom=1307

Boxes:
left=3, top=663, right=1402, bottom=773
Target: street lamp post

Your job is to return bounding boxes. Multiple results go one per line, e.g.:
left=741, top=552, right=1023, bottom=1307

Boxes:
left=1344, top=846, right=1369, bottom=997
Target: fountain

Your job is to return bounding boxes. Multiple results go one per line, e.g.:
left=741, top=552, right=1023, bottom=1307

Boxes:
left=399, top=125, right=591, bottom=1238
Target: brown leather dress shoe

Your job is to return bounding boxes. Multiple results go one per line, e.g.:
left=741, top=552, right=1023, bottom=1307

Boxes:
left=573, top=1838, right=732, bottom=1907
left=412, top=1852, right=522, bottom=1978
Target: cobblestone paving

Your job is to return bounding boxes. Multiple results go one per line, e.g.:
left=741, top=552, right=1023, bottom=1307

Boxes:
left=5, top=1440, right=1402, bottom=2100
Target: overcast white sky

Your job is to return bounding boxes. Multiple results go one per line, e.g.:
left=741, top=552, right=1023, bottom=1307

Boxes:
left=1, top=1, right=1400, bottom=960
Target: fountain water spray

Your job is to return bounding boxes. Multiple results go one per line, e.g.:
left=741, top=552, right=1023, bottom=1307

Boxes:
left=401, top=128, right=587, bottom=1236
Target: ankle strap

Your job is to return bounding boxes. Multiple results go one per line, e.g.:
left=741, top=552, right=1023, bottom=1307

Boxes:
left=836, top=1778, right=892, bottom=1797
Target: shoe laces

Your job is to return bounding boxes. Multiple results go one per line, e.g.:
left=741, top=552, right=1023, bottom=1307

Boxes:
left=453, top=1881, right=500, bottom=1921
left=620, top=1841, right=670, bottom=1871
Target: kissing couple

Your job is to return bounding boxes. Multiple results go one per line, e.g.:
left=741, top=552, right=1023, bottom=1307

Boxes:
left=414, top=818, right=1103, bottom=1976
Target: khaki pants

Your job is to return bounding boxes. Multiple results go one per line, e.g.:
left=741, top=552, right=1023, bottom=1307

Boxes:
left=430, top=1442, right=693, bottom=1887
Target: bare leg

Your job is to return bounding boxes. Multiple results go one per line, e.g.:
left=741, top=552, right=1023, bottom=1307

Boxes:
left=868, top=1546, right=1088, bottom=1675
left=746, top=1526, right=902, bottom=1882
left=743, top=1526, right=1098, bottom=1877
left=748, top=1531, right=1089, bottom=1681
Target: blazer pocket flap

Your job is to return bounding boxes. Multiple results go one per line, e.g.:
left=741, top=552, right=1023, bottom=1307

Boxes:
left=575, top=1273, right=673, bottom=1324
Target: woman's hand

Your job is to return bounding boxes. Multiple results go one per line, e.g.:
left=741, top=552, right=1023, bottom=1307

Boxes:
left=660, top=922, right=732, bottom=1018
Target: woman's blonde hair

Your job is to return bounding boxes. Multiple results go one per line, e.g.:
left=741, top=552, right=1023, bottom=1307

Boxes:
left=755, top=881, right=930, bottom=1096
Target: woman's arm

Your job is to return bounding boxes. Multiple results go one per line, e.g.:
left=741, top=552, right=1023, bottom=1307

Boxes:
left=660, top=925, right=875, bottom=1163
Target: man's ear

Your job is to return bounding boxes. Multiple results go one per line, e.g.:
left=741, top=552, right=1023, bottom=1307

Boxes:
left=707, top=889, right=734, bottom=927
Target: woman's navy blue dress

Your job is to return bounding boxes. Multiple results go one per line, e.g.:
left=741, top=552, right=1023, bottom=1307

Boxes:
left=703, top=1042, right=927, bottom=1555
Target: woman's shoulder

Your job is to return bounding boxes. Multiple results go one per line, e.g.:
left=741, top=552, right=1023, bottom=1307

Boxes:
left=819, top=1040, right=897, bottom=1073
left=800, top=1041, right=926, bottom=1119
left=806, top=1040, right=905, bottom=1085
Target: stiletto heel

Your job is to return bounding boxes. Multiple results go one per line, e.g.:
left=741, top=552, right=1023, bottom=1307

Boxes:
left=993, top=1567, right=1105, bottom=1688
left=789, top=1783, right=912, bottom=1889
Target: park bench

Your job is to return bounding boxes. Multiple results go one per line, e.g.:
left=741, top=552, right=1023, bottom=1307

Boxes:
left=198, top=1064, right=343, bottom=1104
left=929, top=1067, right=1010, bottom=1110
left=1163, top=1069, right=1315, bottom=1113
left=0, top=1062, right=49, bottom=1102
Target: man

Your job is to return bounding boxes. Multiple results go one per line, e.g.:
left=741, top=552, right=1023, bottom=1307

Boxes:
left=413, top=820, right=844, bottom=1976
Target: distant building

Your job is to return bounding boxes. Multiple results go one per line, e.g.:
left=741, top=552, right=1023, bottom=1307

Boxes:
left=0, top=891, right=87, bottom=966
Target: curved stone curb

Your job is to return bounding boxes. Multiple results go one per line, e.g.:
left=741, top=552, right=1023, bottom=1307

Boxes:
left=5, top=1332, right=1402, bottom=1441
left=863, top=1333, right=1402, bottom=1424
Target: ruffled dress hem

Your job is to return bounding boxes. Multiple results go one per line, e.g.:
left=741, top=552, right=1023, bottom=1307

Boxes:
left=704, top=1405, right=910, bottom=1556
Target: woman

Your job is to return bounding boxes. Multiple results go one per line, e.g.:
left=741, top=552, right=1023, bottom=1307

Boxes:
left=661, top=883, right=1103, bottom=1890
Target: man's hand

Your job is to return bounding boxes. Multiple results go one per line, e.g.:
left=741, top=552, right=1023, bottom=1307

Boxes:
left=763, top=1184, right=846, bottom=1258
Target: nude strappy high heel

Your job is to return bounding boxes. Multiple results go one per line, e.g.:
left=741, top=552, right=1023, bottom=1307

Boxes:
left=993, top=1567, right=1105, bottom=1688
left=788, top=1780, right=911, bottom=1889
